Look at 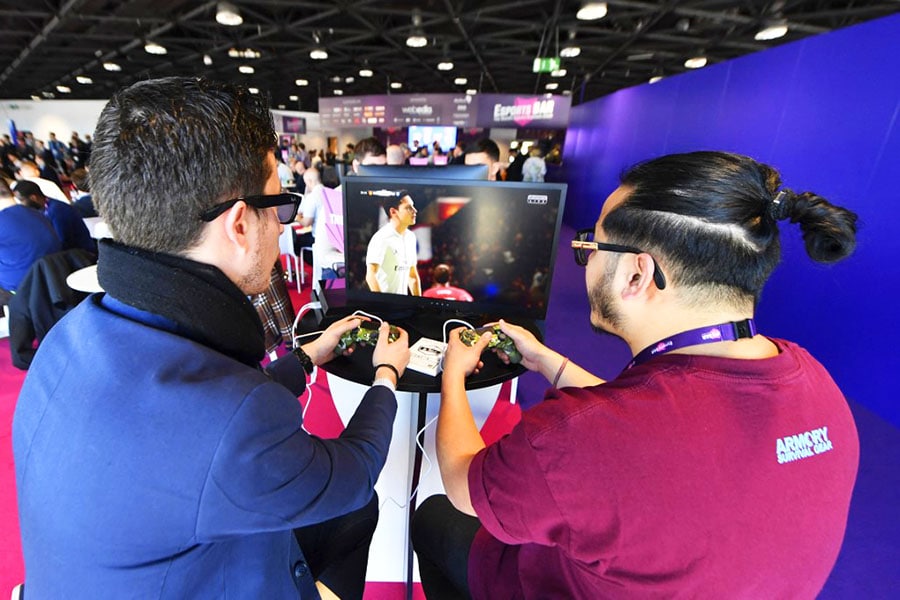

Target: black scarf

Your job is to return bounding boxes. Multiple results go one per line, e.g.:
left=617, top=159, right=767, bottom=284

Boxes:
left=97, top=239, right=265, bottom=367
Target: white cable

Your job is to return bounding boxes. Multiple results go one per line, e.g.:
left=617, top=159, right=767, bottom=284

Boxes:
left=290, top=301, right=322, bottom=347
left=378, top=412, right=440, bottom=512
left=350, top=309, right=384, bottom=326
left=442, top=318, right=476, bottom=343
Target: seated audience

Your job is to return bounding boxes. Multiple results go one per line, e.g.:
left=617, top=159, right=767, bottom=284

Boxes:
left=13, top=180, right=95, bottom=254
left=69, top=168, right=97, bottom=218
left=0, top=178, right=62, bottom=304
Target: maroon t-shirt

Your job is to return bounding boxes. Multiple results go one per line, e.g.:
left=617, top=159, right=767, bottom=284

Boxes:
left=468, top=339, right=858, bottom=599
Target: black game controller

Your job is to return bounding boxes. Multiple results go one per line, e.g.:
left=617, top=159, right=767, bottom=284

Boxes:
left=459, top=324, right=522, bottom=364
left=335, top=321, right=401, bottom=354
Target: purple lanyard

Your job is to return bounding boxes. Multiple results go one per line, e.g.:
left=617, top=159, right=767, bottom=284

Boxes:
left=628, top=318, right=758, bottom=369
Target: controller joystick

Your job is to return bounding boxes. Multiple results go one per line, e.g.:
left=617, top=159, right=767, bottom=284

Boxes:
left=459, top=324, right=522, bottom=364
left=335, top=321, right=401, bottom=355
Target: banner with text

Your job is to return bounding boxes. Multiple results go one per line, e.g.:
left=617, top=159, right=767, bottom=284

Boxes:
left=319, top=93, right=570, bottom=130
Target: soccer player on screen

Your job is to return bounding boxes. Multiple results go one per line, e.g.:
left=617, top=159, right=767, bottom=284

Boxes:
left=422, top=263, right=473, bottom=302
left=365, top=193, right=422, bottom=295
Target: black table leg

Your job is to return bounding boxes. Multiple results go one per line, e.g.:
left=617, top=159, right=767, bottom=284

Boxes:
left=407, top=390, right=429, bottom=600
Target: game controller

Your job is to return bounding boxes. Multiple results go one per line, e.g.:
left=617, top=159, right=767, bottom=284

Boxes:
left=335, top=321, right=401, bottom=354
left=459, top=325, right=522, bottom=364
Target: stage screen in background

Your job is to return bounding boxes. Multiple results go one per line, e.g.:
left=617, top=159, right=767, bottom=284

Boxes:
left=343, top=177, right=567, bottom=321
left=408, top=126, right=457, bottom=153
left=281, top=116, right=306, bottom=134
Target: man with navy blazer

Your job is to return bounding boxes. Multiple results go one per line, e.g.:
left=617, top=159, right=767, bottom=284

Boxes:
left=13, top=77, right=410, bottom=599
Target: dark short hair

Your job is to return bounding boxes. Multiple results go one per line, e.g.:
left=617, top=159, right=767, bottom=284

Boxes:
left=381, top=192, right=410, bottom=218
left=605, top=151, right=857, bottom=304
left=432, top=263, right=451, bottom=284
left=354, top=137, right=386, bottom=162
left=91, top=77, right=276, bottom=254
left=12, top=180, right=43, bottom=199
left=467, top=138, right=500, bottom=162
left=71, top=168, right=90, bottom=192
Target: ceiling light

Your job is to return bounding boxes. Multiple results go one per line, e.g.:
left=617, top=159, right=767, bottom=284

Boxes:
left=345, top=76, right=355, bottom=83
left=216, top=2, right=242, bottom=26
left=359, top=68, right=373, bottom=77
left=684, top=56, right=707, bottom=69
left=238, top=65, right=254, bottom=74
left=755, top=22, right=789, bottom=41
left=465, top=89, right=477, bottom=95
left=56, top=85, right=71, bottom=93
left=76, top=75, right=93, bottom=84
left=551, top=69, right=567, bottom=77
left=334, top=89, right=344, bottom=96
left=390, top=82, right=403, bottom=89
left=144, top=41, right=167, bottom=55
left=248, top=87, right=259, bottom=94
left=577, top=2, right=608, bottom=21
left=289, top=95, right=298, bottom=101
left=437, top=61, right=454, bottom=71
left=560, top=46, right=581, bottom=58
left=545, top=83, right=559, bottom=90
left=102, top=61, right=121, bottom=72
left=649, top=75, right=663, bottom=84
left=42, top=92, right=55, bottom=98
left=277, top=104, right=285, bottom=109
left=406, top=33, right=427, bottom=48
left=406, top=9, right=428, bottom=47
left=330, top=76, right=342, bottom=83
left=31, top=94, right=41, bottom=101
left=310, top=47, right=328, bottom=60
left=228, top=47, right=261, bottom=59
left=562, top=90, right=572, bottom=95
left=295, top=79, right=309, bottom=86
left=454, top=77, right=467, bottom=85
left=203, top=54, right=213, bottom=66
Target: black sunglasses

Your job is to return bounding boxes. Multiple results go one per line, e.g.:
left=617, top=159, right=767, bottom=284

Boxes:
left=199, top=192, right=302, bottom=225
left=571, top=228, right=667, bottom=290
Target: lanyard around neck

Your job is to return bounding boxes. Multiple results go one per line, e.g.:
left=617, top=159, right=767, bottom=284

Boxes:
left=628, top=318, right=757, bottom=369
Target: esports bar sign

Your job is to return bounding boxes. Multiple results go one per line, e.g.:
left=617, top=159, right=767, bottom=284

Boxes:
left=319, top=93, right=570, bottom=129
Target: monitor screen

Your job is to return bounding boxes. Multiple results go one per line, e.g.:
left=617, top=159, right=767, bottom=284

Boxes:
left=408, top=126, right=457, bottom=153
left=342, top=177, right=567, bottom=321
left=357, top=164, right=488, bottom=180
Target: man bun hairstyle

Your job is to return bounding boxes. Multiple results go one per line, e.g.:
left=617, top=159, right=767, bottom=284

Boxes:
left=91, top=77, right=276, bottom=254
left=605, top=151, right=857, bottom=303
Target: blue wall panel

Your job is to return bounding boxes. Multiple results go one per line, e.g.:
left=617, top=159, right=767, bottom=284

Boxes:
left=561, top=14, right=900, bottom=426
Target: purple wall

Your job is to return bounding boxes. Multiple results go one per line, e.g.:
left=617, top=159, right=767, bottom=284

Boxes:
left=561, top=14, right=900, bottom=427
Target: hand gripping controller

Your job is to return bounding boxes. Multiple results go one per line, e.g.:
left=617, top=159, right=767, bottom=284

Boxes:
left=335, top=321, right=401, bottom=354
left=459, top=324, right=522, bottom=364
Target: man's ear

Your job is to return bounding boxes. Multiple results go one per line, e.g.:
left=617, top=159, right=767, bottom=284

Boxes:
left=221, top=200, right=253, bottom=254
left=620, top=253, right=658, bottom=300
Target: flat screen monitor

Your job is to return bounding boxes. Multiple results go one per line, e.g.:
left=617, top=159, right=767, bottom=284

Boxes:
left=357, top=164, right=488, bottom=180
left=408, top=125, right=457, bottom=153
left=342, top=177, right=567, bottom=321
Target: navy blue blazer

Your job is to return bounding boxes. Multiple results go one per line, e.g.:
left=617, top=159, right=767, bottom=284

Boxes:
left=13, top=294, right=397, bottom=598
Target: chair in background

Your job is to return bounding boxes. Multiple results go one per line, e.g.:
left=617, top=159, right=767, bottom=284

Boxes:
left=278, top=226, right=302, bottom=286
left=8, top=248, right=97, bottom=369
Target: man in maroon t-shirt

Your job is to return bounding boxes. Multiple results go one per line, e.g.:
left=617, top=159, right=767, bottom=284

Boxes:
left=412, top=151, right=860, bottom=599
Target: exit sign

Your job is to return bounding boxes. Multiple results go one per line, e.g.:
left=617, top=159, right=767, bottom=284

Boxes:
left=532, top=57, right=561, bottom=73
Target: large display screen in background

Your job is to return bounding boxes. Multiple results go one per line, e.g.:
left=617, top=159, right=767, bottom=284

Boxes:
left=408, top=126, right=458, bottom=153
left=343, top=177, right=567, bottom=321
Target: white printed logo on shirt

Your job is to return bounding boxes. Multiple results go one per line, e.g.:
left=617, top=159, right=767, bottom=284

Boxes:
left=776, top=426, right=833, bottom=464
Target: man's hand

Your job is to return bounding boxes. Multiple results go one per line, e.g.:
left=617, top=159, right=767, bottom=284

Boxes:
left=372, top=322, right=410, bottom=383
left=495, top=319, right=550, bottom=372
left=303, top=315, right=364, bottom=366
left=444, top=327, right=492, bottom=378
